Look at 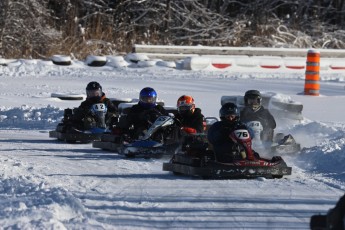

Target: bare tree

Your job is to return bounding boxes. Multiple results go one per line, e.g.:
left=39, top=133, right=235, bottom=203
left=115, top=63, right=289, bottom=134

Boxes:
left=0, top=0, right=60, bottom=58
left=0, top=0, right=10, bottom=57
left=1, top=0, right=345, bottom=58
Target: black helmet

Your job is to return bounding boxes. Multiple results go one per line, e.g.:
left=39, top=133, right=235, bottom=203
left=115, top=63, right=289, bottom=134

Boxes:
left=86, top=81, right=102, bottom=99
left=244, top=90, right=262, bottom=110
left=219, top=102, right=240, bottom=121
left=86, top=81, right=102, bottom=91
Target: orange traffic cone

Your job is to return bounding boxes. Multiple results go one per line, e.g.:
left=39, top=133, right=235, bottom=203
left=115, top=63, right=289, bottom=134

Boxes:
left=304, top=50, right=320, bottom=96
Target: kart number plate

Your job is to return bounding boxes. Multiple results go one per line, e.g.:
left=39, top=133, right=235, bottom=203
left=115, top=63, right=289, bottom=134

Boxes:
left=234, top=129, right=250, bottom=140
left=92, top=103, right=107, bottom=112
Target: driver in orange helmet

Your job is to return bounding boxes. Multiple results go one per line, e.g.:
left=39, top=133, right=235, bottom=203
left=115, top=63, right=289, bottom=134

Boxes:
left=175, top=95, right=205, bottom=134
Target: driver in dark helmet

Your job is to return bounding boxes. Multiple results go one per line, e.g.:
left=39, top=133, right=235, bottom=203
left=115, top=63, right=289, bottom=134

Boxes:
left=208, top=102, right=254, bottom=163
left=71, top=81, right=118, bottom=130
left=240, top=90, right=276, bottom=142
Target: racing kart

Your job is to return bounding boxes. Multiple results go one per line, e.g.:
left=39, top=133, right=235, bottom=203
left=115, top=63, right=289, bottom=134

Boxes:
left=163, top=126, right=292, bottom=179
left=93, top=116, right=180, bottom=158
left=221, top=92, right=303, bottom=155
left=119, top=115, right=181, bottom=158
left=49, top=103, right=110, bottom=143
left=246, top=120, right=301, bottom=155
left=92, top=99, right=180, bottom=155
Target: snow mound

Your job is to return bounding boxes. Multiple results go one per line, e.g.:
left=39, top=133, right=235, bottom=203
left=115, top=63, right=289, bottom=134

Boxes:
left=0, top=177, right=87, bottom=228
left=51, top=55, right=72, bottom=66
left=85, top=55, right=107, bottom=66
left=0, top=105, right=62, bottom=129
left=125, top=53, right=149, bottom=63
left=295, top=127, right=345, bottom=180
left=156, top=60, right=176, bottom=68
left=106, top=56, right=129, bottom=68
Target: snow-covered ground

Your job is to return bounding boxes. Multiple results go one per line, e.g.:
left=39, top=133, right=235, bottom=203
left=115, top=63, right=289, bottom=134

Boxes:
left=0, top=57, right=344, bottom=229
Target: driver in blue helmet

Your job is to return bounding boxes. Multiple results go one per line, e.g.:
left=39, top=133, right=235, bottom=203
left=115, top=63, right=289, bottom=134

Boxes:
left=123, top=87, right=167, bottom=139
left=71, top=81, right=118, bottom=130
left=207, top=102, right=254, bottom=163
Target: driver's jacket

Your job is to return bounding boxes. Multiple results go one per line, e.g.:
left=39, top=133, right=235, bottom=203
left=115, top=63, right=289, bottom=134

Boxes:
left=207, top=120, right=250, bottom=163
left=240, top=106, right=276, bottom=142
left=72, top=93, right=118, bottom=124
left=174, top=108, right=205, bottom=133
left=122, top=103, right=167, bottom=139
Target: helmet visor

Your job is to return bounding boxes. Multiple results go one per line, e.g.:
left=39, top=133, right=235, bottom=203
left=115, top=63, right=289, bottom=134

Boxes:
left=224, top=114, right=237, bottom=121
left=87, top=89, right=102, bottom=98
left=140, top=96, right=156, bottom=104
left=178, top=105, right=192, bottom=112
left=247, top=97, right=261, bottom=105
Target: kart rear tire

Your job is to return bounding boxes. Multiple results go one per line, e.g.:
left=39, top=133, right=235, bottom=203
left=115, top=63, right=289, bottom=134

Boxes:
left=202, top=176, right=211, bottom=179
left=272, top=175, right=283, bottom=179
left=66, top=140, right=77, bottom=144
left=125, top=153, right=135, bottom=158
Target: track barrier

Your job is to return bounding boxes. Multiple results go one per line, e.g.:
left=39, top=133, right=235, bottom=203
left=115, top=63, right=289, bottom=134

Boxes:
left=304, top=50, right=320, bottom=96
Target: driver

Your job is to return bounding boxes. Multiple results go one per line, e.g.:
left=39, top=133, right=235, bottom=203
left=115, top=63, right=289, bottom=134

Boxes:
left=208, top=102, right=252, bottom=163
left=175, top=95, right=205, bottom=134
left=240, top=90, right=276, bottom=142
left=121, top=87, right=167, bottom=139
left=71, top=81, right=118, bottom=130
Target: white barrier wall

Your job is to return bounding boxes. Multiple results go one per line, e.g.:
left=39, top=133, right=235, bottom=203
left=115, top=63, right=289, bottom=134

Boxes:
left=134, top=44, right=345, bottom=58
left=182, top=56, right=345, bottom=72
left=133, top=45, right=345, bottom=72
left=2, top=46, right=345, bottom=73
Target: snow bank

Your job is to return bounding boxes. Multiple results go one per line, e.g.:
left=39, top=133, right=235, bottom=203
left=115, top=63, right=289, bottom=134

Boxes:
left=0, top=105, right=62, bottom=129
left=0, top=54, right=343, bottom=228
left=0, top=176, right=87, bottom=228
left=293, top=123, right=345, bottom=182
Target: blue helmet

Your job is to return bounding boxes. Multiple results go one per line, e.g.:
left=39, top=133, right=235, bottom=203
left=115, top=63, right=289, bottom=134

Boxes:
left=139, top=87, right=157, bottom=108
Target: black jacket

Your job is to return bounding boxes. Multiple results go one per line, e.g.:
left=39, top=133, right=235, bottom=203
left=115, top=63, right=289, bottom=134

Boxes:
left=73, top=93, right=118, bottom=124
left=124, top=103, right=167, bottom=138
left=207, top=120, right=248, bottom=163
left=175, top=108, right=205, bottom=133
left=240, top=106, right=276, bottom=141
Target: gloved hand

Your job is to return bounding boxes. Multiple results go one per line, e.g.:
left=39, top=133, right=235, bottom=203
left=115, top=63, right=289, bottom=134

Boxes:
left=82, top=116, right=96, bottom=129
left=107, top=114, right=119, bottom=127
left=230, top=144, right=246, bottom=159
left=229, top=132, right=238, bottom=143
left=181, top=127, right=197, bottom=134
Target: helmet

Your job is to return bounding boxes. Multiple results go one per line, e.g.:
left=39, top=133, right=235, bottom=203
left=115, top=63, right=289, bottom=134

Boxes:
left=177, top=95, right=195, bottom=116
left=86, top=81, right=102, bottom=99
left=139, top=87, right=157, bottom=108
left=219, top=102, right=240, bottom=121
left=244, top=90, right=262, bottom=111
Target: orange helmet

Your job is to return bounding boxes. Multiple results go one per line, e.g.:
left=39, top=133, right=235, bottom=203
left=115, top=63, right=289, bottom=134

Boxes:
left=177, top=95, right=195, bottom=114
